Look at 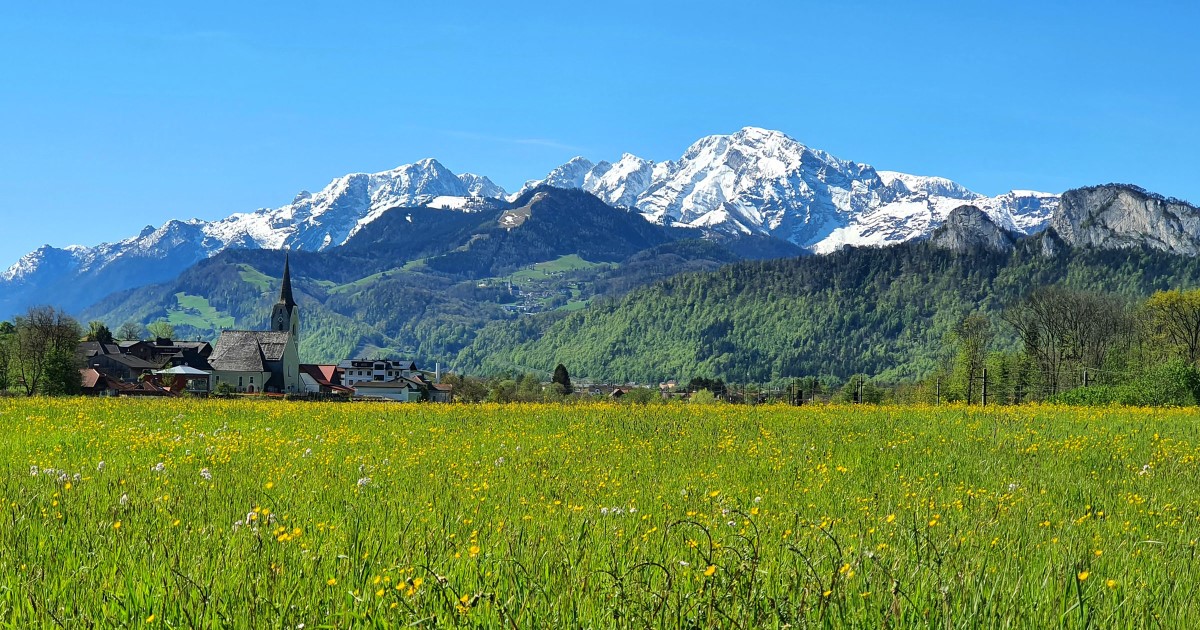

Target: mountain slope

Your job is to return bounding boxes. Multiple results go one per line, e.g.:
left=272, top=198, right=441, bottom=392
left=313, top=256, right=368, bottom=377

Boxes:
left=454, top=239, right=1200, bottom=383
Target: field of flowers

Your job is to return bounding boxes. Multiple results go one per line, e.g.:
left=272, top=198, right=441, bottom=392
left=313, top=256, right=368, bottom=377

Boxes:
left=3, top=399, right=1200, bottom=628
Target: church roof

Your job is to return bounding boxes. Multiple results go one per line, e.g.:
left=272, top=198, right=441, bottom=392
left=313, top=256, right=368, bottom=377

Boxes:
left=209, top=331, right=291, bottom=372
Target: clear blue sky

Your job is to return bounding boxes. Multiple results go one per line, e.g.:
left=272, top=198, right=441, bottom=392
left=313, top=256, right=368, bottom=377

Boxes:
left=1, top=1, right=1196, bottom=268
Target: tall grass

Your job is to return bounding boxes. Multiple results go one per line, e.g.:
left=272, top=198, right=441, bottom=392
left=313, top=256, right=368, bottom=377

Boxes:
left=1, top=399, right=1197, bottom=627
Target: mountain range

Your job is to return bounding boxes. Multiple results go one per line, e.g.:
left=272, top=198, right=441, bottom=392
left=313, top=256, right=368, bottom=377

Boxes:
left=4, top=127, right=1200, bottom=382
left=1, top=127, right=1058, bottom=318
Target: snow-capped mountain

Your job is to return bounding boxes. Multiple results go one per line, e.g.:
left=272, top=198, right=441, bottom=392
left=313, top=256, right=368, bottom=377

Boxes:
left=520, top=127, right=1059, bottom=253
left=1, top=127, right=1069, bottom=319
left=0, top=159, right=508, bottom=317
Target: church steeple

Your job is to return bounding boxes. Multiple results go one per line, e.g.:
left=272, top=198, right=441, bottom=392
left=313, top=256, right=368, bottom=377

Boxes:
left=278, top=252, right=296, bottom=308
left=271, top=252, right=299, bottom=338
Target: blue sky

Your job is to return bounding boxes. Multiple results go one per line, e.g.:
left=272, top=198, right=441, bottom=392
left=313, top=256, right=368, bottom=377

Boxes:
left=1, top=1, right=1196, bottom=267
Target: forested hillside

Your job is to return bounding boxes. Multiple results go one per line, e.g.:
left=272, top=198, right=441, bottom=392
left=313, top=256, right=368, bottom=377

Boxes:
left=456, top=238, right=1200, bottom=382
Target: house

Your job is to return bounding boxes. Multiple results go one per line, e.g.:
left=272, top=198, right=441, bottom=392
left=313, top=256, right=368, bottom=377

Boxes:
left=77, top=342, right=159, bottom=382
left=352, top=377, right=428, bottom=402
left=121, top=339, right=213, bottom=366
left=337, top=358, right=452, bottom=402
left=208, top=255, right=302, bottom=394
left=337, top=359, right=420, bottom=388
left=300, top=364, right=354, bottom=395
left=79, top=368, right=133, bottom=396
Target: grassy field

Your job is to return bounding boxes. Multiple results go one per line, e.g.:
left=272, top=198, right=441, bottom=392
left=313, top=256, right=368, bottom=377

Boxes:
left=166, top=292, right=236, bottom=332
left=2, top=400, right=1199, bottom=628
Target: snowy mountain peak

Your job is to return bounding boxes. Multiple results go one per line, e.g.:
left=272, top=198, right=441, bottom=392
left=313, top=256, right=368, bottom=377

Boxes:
left=517, top=127, right=1057, bottom=252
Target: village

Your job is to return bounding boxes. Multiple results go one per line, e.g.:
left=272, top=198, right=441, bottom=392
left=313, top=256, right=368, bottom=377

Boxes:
left=75, top=257, right=453, bottom=402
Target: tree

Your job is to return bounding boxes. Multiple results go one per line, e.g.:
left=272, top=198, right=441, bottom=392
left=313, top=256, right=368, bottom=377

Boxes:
left=1143, top=289, right=1200, bottom=364
left=952, top=314, right=993, bottom=404
left=84, top=321, right=115, bottom=344
left=116, top=321, right=143, bottom=341
left=1003, top=287, right=1132, bottom=397
left=146, top=320, right=175, bottom=340
left=552, top=363, right=573, bottom=395
left=13, top=306, right=82, bottom=396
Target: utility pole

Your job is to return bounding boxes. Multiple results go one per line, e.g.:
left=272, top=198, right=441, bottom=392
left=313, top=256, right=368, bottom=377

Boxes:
left=936, top=377, right=941, bottom=405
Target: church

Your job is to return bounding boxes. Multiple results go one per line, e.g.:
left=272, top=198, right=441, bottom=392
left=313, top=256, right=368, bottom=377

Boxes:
left=208, top=256, right=303, bottom=394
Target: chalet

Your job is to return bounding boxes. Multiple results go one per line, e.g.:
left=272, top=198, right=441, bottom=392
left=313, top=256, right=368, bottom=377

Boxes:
left=208, top=256, right=302, bottom=394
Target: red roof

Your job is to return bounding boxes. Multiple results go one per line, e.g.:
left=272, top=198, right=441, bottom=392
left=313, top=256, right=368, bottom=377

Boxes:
left=300, top=364, right=353, bottom=393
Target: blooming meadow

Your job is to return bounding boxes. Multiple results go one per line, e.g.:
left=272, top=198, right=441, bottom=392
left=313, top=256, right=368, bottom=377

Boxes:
left=3, top=399, right=1199, bottom=627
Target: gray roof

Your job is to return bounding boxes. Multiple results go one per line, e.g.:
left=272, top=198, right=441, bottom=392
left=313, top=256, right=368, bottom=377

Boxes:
left=209, top=331, right=291, bottom=372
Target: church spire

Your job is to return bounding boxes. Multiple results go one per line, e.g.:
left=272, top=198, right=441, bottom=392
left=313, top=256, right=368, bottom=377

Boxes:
left=278, top=252, right=296, bottom=308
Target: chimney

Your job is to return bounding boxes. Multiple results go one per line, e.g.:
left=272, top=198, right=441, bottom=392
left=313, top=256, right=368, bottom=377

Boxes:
left=435, top=362, right=441, bottom=384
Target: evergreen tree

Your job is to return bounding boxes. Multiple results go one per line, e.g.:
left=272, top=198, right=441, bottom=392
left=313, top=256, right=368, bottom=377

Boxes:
left=552, top=363, right=573, bottom=395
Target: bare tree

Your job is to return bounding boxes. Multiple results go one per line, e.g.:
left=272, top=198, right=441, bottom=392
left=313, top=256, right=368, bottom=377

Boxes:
left=14, top=306, right=82, bottom=396
left=116, top=321, right=143, bottom=342
left=952, top=313, right=993, bottom=404
left=1002, top=287, right=1132, bottom=397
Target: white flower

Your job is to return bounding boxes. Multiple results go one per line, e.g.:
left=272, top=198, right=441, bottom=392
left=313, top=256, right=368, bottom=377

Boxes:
left=357, top=477, right=371, bottom=487
left=152, top=462, right=165, bottom=473
left=72, top=473, right=81, bottom=482
left=753, top=496, right=762, bottom=504
left=1007, top=483, right=1018, bottom=492
left=57, top=473, right=68, bottom=483
left=628, top=507, right=637, bottom=514
left=727, top=520, right=737, bottom=528
left=29, top=466, right=38, bottom=477
left=494, top=457, right=505, bottom=467
left=200, top=468, right=212, bottom=481
left=679, top=561, right=690, bottom=567
left=97, top=461, right=105, bottom=472
left=600, top=507, right=609, bottom=515
left=119, top=493, right=129, bottom=506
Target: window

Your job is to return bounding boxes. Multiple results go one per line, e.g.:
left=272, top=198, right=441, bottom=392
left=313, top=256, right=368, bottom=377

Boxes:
left=374, top=375, right=384, bottom=381
left=239, top=377, right=243, bottom=387
left=250, top=376, right=255, bottom=384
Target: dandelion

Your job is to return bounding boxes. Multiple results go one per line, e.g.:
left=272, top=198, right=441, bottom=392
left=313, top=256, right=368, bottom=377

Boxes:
left=200, top=468, right=212, bottom=481
left=704, top=565, right=717, bottom=577
left=1106, top=579, right=1118, bottom=588
left=146, top=614, right=155, bottom=623
left=1077, top=571, right=1089, bottom=581
left=113, top=521, right=121, bottom=530
left=327, top=578, right=337, bottom=586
